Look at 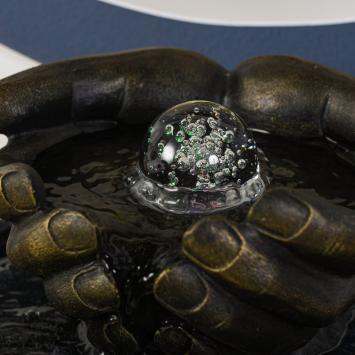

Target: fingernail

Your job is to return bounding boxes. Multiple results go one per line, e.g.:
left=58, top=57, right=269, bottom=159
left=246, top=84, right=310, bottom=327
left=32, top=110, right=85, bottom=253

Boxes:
left=154, top=265, right=207, bottom=313
left=155, top=327, right=191, bottom=355
left=183, top=218, right=241, bottom=270
left=248, top=188, right=310, bottom=239
left=105, top=319, right=138, bottom=354
left=87, top=316, right=138, bottom=354
left=2, top=171, right=37, bottom=211
left=48, top=210, right=97, bottom=252
left=73, top=265, right=119, bottom=311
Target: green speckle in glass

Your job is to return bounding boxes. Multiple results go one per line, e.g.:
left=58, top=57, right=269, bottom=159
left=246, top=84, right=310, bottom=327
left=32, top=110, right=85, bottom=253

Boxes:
left=175, top=130, right=185, bottom=143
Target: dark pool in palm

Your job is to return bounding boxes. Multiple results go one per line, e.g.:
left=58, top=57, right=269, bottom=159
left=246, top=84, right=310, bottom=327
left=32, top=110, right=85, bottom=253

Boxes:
left=0, top=125, right=353, bottom=354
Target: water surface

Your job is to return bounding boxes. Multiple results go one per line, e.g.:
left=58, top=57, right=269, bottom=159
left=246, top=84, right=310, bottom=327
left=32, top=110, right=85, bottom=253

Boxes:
left=1, top=127, right=355, bottom=354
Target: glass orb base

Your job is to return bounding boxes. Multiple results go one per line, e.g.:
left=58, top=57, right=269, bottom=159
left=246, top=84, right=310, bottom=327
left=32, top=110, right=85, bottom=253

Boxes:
left=130, top=164, right=265, bottom=214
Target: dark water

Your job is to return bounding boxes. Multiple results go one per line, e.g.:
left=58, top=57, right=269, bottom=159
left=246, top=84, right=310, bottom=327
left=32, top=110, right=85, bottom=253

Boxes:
left=1, top=127, right=355, bottom=354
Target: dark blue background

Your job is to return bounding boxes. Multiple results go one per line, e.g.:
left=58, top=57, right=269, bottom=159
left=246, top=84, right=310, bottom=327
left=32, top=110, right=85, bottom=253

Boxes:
left=0, top=2, right=355, bottom=354
left=0, top=0, right=354, bottom=73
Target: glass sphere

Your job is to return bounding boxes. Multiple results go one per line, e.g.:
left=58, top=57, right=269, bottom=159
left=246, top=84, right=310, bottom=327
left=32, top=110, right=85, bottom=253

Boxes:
left=131, top=100, right=265, bottom=214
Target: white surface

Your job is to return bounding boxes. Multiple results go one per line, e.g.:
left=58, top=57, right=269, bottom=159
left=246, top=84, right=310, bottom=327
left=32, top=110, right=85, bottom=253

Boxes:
left=0, top=43, right=39, bottom=79
left=99, top=0, right=355, bottom=26
left=0, top=134, right=9, bottom=149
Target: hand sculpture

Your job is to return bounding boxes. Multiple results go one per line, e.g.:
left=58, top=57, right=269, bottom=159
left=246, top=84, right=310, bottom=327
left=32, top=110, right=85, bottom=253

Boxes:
left=1, top=49, right=355, bottom=354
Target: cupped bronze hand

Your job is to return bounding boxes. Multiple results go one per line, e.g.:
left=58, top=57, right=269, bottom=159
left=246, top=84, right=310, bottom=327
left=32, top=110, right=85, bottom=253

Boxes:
left=2, top=49, right=355, bottom=354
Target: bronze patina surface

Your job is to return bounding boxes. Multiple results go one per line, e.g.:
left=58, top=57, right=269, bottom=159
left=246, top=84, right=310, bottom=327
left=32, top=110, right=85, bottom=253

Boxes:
left=1, top=49, right=355, bottom=354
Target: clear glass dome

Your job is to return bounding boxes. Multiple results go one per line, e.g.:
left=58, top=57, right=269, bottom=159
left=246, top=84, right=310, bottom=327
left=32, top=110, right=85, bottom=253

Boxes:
left=130, top=100, right=265, bottom=214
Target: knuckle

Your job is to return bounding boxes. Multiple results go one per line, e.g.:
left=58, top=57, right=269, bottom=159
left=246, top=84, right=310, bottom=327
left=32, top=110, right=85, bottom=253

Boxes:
left=291, top=287, right=347, bottom=326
